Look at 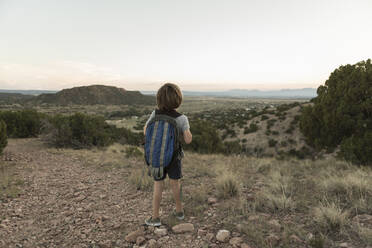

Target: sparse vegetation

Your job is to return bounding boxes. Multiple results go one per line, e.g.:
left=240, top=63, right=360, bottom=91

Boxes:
left=0, top=120, right=7, bottom=154
left=0, top=109, right=43, bottom=138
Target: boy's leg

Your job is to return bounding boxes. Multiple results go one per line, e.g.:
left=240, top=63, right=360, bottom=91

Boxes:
left=169, top=179, right=183, bottom=213
left=152, top=180, right=164, bottom=219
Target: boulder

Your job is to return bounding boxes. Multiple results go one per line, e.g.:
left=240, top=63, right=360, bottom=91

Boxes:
left=172, top=223, right=195, bottom=234
left=216, top=229, right=230, bottom=242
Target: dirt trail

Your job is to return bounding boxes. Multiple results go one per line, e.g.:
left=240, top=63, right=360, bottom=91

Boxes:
left=0, top=139, right=157, bottom=248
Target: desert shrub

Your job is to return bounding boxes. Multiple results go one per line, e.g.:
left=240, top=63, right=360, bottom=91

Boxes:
left=266, top=119, right=277, bottom=129
left=280, top=141, right=288, bottom=147
left=268, top=139, right=277, bottom=147
left=45, top=112, right=143, bottom=148
left=186, top=119, right=224, bottom=154
left=46, top=113, right=112, bottom=148
left=222, top=140, right=242, bottom=154
left=272, top=131, right=279, bottom=135
left=300, top=59, right=372, bottom=165
left=216, top=172, right=240, bottom=198
left=0, top=109, right=42, bottom=138
left=125, top=146, right=143, bottom=158
left=244, top=123, right=259, bottom=134
left=0, top=120, right=7, bottom=154
left=313, top=202, right=348, bottom=233
left=129, top=168, right=153, bottom=191
left=261, top=115, right=269, bottom=121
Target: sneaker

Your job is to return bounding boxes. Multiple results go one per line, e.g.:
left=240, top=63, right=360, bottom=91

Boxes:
left=145, top=217, right=161, bottom=227
left=173, top=211, right=185, bottom=220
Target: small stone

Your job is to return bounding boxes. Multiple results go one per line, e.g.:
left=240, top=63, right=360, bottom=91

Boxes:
left=248, top=215, right=260, bottom=221
left=125, top=228, right=144, bottom=243
left=157, top=236, right=169, bottom=243
left=306, top=233, right=314, bottom=241
left=266, top=234, right=280, bottom=246
left=290, top=234, right=302, bottom=243
left=198, top=229, right=207, bottom=236
left=229, top=237, right=243, bottom=246
left=147, top=239, right=158, bottom=248
left=154, top=228, right=168, bottom=237
left=216, top=229, right=230, bottom=242
left=241, top=244, right=253, bottom=248
left=208, top=197, right=218, bottom=204
left=268, top=219, right=281, bottom=231
left=172, top=223, right=195, bottom=234
left=339, top=243, right=349, bottom=248
left=136, top=236, right=145, bottom=245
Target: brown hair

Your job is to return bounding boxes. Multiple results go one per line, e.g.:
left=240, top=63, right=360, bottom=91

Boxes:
left=156, top=83, right=183, bottom=111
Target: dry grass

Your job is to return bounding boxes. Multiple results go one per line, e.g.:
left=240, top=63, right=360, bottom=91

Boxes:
left=313, top=202, right=349, bottom=233
left=128, top=167, right=153, bottom=191
left=215, top=171, right=241, bottom=199
left=0, top=161, right=23, bottom=200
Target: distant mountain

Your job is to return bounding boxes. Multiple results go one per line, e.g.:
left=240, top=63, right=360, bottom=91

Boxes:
left=141, top=88, right=317, bottom=98
left=30, top=85, right=155, bottom=105
left=0, top=89, right=57, bottom=95
left=0, top=92, right=35, bottom=104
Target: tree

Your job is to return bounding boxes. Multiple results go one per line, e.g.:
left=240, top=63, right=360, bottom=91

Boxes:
left=300, top=59, right=372, bottom=165
left=0, top=120, right=7, bottom=154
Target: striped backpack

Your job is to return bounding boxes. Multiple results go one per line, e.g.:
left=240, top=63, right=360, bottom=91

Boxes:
left=144, top=110, right=182, bottom=180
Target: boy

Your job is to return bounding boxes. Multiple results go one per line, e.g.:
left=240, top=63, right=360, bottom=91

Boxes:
left=143, top=83, right=192, bottom=227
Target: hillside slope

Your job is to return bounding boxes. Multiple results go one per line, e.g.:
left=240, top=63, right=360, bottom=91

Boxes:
left=1, top=139, right=371, bottom=248
left=30, top=85, right=155, bottom=105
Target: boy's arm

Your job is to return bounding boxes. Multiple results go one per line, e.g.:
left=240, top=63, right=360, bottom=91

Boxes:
left=183, top=129, right=192, bottom=144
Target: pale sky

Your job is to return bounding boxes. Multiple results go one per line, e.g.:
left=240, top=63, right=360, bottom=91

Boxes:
left=0, top=0, right=371, bottom=91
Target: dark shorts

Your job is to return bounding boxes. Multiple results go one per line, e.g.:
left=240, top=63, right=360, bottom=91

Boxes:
left=154, top=159, right=182, bottom=181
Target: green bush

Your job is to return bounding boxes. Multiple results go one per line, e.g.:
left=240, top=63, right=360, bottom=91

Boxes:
left=45, top=112, right=143, bottom=148
left=0, top=120, right=7, bottom=154
left=186, top=119, right=224, bottom=154
left=300, top=59, right=372, bottom=165
left=0, top=109, right=42, bottom=138
left=268, top=139, right=277, bottom=147
left=244, top=123, right=259, bottom=134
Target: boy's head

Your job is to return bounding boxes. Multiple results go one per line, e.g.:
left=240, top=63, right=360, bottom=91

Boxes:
left=156, top=83, right=182, bottom=111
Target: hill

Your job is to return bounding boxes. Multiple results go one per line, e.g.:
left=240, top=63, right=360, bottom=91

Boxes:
left=30, top=85, right=155, bottom=105
left=142, top=88, right=317, bottom=99
left=0, top=92, right=34, bottom=104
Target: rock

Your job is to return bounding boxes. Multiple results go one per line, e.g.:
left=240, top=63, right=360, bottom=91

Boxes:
left=268, top=219, right=281, bottom=231
left=248, top=215, right=260, bottom=221
left=147, top=239, right=158, bottom=248
left=241, top=244, right=252, bottom=248
left=125, top=228, right=144, bottom=243
left=172, top=223, right=195, bottom=234
left=136, top=236, right=145, bottom=246
left=266, top=234, right=280, bottom=246
left=306, top=233, right=314, bottom=241
left=229, top=237, right=243, bottom=246
left=157, top=236, right=169, bottom=243
left=208, top=197, right=218, bottom=204
left=216, top=229, right=230, bottom=242
left=339, top=243, right=350, bottom=248
left=232, top=232, right=240, bottom=237
left=198, top=229, right=207, bottom=236
left=154, top=228, right=167, bottom=237
left=290, top=234, right=302, bottom=243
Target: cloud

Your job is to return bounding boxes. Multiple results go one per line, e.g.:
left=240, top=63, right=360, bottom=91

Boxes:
left=0, top=61, right=124, bottom=90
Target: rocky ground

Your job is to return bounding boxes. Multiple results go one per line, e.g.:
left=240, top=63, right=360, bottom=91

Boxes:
left=0, top=139, right=253, bottom=248
left=1, top=138, right=371, bottom=248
